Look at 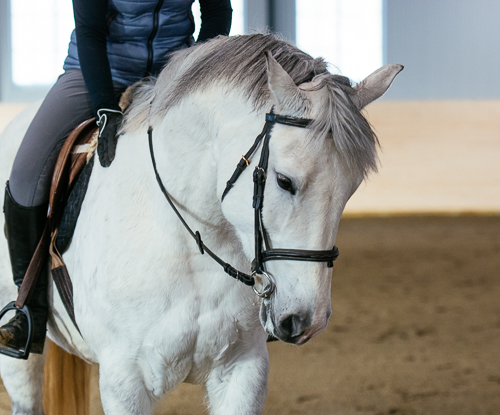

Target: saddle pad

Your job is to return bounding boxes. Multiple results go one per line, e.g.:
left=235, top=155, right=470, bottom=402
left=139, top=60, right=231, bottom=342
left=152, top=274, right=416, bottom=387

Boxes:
left=56, top=156, right=94, bottom=253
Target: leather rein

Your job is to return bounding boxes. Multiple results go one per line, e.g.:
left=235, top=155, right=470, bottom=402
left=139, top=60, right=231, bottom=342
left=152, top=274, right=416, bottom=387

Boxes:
left=148, top=111, right=339, bottom=298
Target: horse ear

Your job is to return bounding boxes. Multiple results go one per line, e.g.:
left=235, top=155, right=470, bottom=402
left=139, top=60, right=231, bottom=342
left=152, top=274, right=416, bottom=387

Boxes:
left=265, top=51, right=306, bottom=113
left=352, top=64, right=404, bottom=109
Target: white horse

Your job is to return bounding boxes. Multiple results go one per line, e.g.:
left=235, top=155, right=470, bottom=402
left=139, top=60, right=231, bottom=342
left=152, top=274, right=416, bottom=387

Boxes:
left=0, top=34, right=402, bottom=414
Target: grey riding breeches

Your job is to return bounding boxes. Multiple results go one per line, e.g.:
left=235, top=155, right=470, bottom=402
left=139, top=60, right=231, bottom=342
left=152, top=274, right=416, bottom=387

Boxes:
left=8, top=70, right=125, bottom=208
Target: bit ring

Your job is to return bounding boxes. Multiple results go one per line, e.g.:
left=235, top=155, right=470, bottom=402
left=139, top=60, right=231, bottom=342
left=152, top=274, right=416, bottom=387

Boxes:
left=252, top=271, right=275, bottom=298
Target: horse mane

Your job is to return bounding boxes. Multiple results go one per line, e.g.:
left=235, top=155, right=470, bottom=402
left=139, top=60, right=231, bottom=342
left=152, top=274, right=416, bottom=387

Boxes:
left=123, top=34, right=378, bottom=177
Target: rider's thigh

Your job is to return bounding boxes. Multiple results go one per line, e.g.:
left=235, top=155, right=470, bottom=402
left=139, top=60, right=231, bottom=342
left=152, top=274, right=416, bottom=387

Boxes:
left=9, top=69, right=94, bottom=207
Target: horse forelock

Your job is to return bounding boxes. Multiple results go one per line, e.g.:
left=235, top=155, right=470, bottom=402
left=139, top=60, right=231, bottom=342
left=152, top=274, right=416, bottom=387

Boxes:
left=303, top=74, right=379, bottom=178
left=122, top=34, right=378, bottom=178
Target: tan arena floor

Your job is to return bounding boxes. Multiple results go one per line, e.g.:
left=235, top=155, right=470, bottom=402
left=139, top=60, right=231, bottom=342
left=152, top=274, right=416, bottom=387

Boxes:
left=1, top=216, right=499, bottom=415
left=1, top=100, right=499, bottom=215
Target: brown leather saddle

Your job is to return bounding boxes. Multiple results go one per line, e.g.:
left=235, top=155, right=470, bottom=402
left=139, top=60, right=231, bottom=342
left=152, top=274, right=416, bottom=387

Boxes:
left=15, top=119, right=98, bottom=331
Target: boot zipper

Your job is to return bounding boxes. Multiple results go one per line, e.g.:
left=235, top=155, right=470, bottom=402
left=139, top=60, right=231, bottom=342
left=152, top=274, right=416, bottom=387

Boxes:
left=146, top=0, right=165, bottom=75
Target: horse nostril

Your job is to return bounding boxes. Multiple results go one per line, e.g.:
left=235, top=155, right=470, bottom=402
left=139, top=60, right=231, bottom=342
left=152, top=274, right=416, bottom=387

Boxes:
left=279, top=314, right=306, bottom=339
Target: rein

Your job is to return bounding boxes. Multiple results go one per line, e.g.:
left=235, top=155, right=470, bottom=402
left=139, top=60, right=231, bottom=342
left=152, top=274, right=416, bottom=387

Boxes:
left=148, top=128, right=254, bottom=286
left=148, top=111, right=339, bottom=297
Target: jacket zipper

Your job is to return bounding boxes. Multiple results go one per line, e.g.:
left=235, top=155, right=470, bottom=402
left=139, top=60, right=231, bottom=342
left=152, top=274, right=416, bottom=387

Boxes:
left=146, top=0, right=165, bottom=75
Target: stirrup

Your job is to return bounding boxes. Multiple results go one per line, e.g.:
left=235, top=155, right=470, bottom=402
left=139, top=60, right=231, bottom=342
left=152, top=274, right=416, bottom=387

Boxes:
left=0, top=301, right=34, bottom=360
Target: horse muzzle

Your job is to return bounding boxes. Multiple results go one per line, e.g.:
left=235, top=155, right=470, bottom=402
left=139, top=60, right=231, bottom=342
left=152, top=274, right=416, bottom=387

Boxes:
left=259, top=299, right=314, bottom=345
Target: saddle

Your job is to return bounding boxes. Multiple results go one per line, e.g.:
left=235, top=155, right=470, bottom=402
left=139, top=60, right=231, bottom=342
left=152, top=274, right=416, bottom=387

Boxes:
left=15, top=119, right=98, bottom=330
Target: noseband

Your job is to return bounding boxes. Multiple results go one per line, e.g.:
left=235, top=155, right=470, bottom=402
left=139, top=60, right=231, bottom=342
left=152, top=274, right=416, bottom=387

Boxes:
left=148, top=110, right=339, bottom=298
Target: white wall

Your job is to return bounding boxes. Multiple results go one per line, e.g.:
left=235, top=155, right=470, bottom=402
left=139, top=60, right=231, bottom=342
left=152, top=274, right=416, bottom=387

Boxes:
left=384, top=0, right=500, bottom=99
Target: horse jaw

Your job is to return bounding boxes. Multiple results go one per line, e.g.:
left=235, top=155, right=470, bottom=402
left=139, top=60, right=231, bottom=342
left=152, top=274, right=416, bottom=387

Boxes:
left=352, top=63, right=404, bottom=109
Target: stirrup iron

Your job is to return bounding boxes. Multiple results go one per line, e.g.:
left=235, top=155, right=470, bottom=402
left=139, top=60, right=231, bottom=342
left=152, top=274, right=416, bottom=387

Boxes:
left=0, top=301, right=34, bottom=360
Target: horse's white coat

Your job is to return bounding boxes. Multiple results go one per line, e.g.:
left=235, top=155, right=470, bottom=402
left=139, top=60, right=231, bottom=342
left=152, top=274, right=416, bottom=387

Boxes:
left=0, top=48, right=401, bottom=414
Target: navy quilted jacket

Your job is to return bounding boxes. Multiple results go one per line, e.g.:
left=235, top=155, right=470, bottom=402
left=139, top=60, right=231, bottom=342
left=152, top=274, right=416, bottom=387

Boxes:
left=64, top=0, right=196, bottom=86
left=63, top=0, right=231, bottom=113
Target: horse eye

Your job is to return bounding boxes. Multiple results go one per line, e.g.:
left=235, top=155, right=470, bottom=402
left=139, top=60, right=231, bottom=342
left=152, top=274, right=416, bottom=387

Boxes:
left=277, top=173, right=295, bottom=195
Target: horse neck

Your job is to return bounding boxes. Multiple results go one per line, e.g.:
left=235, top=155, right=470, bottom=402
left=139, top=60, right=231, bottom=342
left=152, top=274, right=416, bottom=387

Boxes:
left=146, top=87, right=264, bottom=253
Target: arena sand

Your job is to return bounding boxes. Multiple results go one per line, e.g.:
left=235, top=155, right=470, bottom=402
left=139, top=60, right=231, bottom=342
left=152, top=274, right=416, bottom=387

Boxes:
left=1, top=216, right=499, bottom=415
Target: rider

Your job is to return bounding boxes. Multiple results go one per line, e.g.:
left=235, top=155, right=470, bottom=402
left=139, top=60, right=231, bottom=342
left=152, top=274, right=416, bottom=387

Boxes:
left=0, top=0, right=232, bottom=358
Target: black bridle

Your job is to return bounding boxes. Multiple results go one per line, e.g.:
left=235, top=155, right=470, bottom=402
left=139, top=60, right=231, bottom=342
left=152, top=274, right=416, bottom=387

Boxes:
left=148, top=110, right=339, bottom=297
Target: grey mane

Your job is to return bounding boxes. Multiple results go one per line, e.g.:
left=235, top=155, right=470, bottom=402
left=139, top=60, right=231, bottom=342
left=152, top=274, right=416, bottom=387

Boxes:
left=124, top=34, right=378, bottom=177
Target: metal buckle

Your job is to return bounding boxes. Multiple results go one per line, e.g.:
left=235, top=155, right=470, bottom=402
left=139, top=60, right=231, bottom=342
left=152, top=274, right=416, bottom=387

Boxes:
left=252, top=271, right=276, bottom=298
left=253, top=166, right=267, bottom=182
left=0, top=301, right=34, bottom=360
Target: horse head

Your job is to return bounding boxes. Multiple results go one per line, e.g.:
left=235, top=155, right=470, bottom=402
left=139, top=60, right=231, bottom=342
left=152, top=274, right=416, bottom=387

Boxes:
left=221, top=52, right=402, bottom=345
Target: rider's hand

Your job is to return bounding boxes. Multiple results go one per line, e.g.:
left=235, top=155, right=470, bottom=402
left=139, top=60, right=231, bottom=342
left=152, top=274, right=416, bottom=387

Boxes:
left=97, top=108, right=123, bottom=167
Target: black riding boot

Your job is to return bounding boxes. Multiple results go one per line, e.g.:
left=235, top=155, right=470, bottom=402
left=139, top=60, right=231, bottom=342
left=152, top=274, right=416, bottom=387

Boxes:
left=0, top=182, right=49, bottom=356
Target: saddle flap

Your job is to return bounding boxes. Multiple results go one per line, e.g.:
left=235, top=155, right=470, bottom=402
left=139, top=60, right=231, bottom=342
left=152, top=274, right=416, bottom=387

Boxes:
left=49, top=119, right=97, bottom=218
left=47, top=119, right=97, bottom=331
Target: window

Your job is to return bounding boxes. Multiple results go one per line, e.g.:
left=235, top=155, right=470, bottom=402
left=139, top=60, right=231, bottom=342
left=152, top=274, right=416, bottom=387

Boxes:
left=11, top=0, right=74, bottom=87
left=296, top=0, right=384, bottom=83
left=2, top=0, right=245, bottom=102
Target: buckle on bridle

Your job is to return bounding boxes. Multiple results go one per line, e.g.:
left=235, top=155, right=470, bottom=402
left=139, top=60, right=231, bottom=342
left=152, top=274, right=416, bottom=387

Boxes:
left=252, top=271, right=276, bottom=298
left=253, top=166, right=266, bottom=183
